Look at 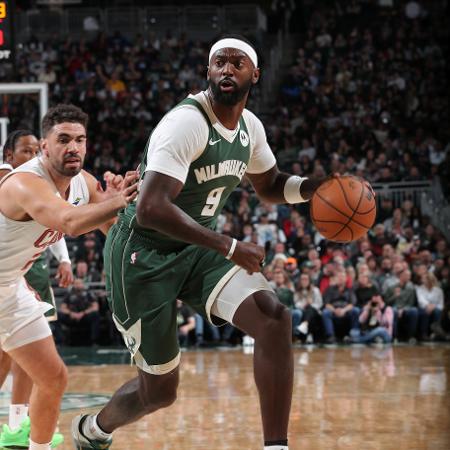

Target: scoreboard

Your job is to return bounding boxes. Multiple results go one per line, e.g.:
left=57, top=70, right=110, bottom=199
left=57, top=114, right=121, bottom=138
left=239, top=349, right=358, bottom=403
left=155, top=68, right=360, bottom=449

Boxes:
left=0, top=1, right=13, bottom=61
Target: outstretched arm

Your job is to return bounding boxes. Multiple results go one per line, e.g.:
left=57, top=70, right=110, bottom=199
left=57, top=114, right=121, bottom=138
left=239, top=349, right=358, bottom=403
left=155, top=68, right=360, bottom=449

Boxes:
left=136, top=171, right=265, bottom=274
left=82, top=169, right=135, bottom=235
left=247, top=164, right=324, bottom=204
left=0, top=172, right=138, bottom=237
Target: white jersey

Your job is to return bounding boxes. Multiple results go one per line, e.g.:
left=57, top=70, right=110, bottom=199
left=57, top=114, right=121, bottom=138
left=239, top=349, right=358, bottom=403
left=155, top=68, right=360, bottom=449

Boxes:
left=0, top=157, right=90, bottom=285
left=0, top=163, right=13, bottom=171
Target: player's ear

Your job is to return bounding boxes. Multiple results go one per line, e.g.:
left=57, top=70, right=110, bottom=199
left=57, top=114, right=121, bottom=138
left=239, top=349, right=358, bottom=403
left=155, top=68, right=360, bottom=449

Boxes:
left=40, top=138, right=49, bottom=157
left=252, top=67, right=260, bottom=85
left=4, top=149, right=13, bottom=163
left=207, top=65, right=210, bottom=81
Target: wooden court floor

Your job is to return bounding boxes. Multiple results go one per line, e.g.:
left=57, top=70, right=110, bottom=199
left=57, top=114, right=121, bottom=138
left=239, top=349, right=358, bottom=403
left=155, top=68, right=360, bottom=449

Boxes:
left=4, top=344, right=450, bottom=450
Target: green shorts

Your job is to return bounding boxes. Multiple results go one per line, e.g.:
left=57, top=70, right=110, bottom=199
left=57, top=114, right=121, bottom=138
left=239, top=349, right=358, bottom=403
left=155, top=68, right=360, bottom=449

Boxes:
left=104, top=222, right=237, bottom=373
left=24, top=253, right=57, bottom=321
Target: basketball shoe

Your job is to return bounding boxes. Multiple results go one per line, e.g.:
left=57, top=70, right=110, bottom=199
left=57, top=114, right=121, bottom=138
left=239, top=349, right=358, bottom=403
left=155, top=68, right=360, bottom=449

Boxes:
left=0, top=417, right=64, bottom=448
left=71, top=414, right=112, bottom=449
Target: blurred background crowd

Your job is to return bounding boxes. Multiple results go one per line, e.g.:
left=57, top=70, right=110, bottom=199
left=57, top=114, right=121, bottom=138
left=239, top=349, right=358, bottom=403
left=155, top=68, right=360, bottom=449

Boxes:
left=0, top=0, right=448, bottom=348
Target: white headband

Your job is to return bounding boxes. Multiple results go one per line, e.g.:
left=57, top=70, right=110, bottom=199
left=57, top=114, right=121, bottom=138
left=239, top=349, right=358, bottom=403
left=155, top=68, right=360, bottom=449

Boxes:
left=209, top=38, right=258, bottom=68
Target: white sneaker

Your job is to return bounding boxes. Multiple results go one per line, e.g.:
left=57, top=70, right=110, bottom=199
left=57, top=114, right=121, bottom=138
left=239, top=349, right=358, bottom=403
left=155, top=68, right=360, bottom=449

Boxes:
left=297, top=322, right=308, bottom=335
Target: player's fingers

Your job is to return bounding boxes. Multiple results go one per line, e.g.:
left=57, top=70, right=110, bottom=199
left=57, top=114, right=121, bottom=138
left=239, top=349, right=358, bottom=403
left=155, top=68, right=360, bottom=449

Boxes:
left=112, top=174, right=124, bottom=188
left=126, top=191, right=138, bottom=203
left=122, top=171, right=139, bottom=188
left=103, top=171, right=115, bottom=186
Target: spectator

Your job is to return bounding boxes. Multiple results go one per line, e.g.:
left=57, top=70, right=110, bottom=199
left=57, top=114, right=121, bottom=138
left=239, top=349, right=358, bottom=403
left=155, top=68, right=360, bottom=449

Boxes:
left=57, top=278, right=100, bottom=346
left=415, top=272, right=444, bottom=340
left=294, top=273, right=323, bottom=341
left=322, top=270, right=360, bottom=343
left=176, top=300, right=196, bottom=348
left=284, top=257, right=300, bottom=285
left=194, top=314, right=221, bottom=347
left=351, top=294, right=394, bottom=344
left=354, top=272, right=379, bottom=308
left=271, top=269, right=302, bottom=339
left=385, top=269, right=418, bottom=342
left=382, top=261, right=406, bottom=294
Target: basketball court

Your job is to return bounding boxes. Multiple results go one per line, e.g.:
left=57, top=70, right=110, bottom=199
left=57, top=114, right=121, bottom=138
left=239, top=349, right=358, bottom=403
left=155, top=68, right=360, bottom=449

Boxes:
left=2, top=344, right=448, bottom=450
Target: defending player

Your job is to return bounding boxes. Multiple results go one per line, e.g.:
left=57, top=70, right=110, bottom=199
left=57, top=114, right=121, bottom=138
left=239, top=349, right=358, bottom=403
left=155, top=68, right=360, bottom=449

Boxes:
left=72, top=36, right=324, bottom=450
left=0, top=130, right=73, bottom=448
left=0, top=104, right=138, bottom=450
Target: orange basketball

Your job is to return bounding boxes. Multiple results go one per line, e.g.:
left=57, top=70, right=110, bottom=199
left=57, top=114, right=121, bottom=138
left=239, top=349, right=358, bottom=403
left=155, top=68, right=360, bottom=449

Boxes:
left=310, top=176, right=376, bottom=243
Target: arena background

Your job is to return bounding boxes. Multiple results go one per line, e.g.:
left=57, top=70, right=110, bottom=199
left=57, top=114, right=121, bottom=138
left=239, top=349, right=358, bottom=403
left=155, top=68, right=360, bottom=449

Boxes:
left=0, top=1, right=449, bottom=449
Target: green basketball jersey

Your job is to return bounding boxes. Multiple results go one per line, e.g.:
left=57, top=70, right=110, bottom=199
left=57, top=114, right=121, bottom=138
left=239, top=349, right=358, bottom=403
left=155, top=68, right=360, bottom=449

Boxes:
left=119, top=97, right=251, bottom=245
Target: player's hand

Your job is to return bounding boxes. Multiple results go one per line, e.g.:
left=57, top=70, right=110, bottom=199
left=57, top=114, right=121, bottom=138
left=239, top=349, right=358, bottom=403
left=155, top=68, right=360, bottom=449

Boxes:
left=103, top=171, right=124, bottom=192
left=119, top=170, right=139, bottom=205
left=56, top=261, right=73, bottom=288
left=104, top=170, right=139, bottom=205
left=230, top=241, right=266, bottom=275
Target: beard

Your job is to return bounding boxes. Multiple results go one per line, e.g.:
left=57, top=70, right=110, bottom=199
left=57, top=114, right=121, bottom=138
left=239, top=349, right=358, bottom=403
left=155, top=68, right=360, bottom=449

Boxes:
left=52, top=153, right=84, bottom=177
left=209, top=77, right=253, bottom=106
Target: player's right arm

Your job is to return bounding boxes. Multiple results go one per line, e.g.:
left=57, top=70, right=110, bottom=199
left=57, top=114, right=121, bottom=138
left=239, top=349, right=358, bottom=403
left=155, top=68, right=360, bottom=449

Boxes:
left=137, top=171, right=264, bottom=274
left=0, top=172, right=137, bottom=236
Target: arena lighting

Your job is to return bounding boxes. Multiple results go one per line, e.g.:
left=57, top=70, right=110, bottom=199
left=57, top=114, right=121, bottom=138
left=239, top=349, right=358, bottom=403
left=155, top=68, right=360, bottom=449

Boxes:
left=36, top=0, right=82, bottom=4
left=0, top=1, right=13, bottom=61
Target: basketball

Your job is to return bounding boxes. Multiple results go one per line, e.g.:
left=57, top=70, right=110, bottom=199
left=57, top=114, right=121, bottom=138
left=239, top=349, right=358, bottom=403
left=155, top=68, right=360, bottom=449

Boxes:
left=310, top=176, right=376, bottom=242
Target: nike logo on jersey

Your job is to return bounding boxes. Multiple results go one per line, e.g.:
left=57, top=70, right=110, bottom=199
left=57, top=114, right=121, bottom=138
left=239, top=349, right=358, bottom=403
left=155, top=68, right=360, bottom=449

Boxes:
left=209, top=138, right=221, bottom=146
left=72, top=197, right=82, bottom=205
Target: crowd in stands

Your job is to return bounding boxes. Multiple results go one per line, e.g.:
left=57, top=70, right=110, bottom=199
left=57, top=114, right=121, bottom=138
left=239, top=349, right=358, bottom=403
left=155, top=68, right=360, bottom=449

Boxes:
left=1, top=0, right=449, bottom=346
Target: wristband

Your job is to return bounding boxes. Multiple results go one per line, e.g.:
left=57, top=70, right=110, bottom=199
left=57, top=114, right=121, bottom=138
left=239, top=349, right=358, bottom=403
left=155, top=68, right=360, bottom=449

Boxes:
left=225, top=238, right=237, bottom=260
left=284, top=176, right=308, bottom=204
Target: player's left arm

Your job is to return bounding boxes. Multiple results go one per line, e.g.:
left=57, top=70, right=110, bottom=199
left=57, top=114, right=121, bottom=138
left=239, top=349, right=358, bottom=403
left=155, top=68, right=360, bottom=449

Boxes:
left=82, top=169, right=136, bottom=235
left=247, top=164, right=324, bottom=204
left=49, top=239, right=74, bottom=288
left=243, top=111, right=324, bottom=204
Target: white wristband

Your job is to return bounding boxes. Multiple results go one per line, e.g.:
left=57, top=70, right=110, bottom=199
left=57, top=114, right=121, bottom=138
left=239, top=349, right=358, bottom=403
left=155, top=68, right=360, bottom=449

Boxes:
left=284, top=176, right=309, bottom=204
left=225, top=238, right=237, bottom=260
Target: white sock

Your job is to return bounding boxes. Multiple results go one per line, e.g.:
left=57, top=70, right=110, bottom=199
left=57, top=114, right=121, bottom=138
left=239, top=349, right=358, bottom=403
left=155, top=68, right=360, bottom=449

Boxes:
left=9, top=404, right=28, bottom=431
left=82, top=413, right=112, bottom=441
left=264, top=446, right=288, bottom=450
left=29, top=440, right=51, bottom=450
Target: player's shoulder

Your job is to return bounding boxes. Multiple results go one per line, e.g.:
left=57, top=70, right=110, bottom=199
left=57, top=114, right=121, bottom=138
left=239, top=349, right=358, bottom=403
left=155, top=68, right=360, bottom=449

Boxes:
left=79, top=169, right=96, bottom=186
left=242, top=107, right=262, bottom=122
left=151, top=97, right=209, bottom=144
left=242, top=108, right=265, bottom=130
left=0, top=163, right=13, bottom=171
left=163, top=99, right=208, bottom=126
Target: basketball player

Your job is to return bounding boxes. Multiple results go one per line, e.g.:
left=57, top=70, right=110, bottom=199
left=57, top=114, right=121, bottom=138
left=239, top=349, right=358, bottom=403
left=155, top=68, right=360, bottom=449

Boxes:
left=72, top=36, right=324, bottom=450
left=0, top=130, right=73, bottom=448
left=0, top=104, right=138, bottom=450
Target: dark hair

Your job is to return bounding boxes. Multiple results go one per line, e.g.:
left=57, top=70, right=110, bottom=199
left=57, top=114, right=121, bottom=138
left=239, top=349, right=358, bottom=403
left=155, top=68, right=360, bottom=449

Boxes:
left=42, top=104, right=88, bottom=137
left=3, top=130, right=35, bottom=162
